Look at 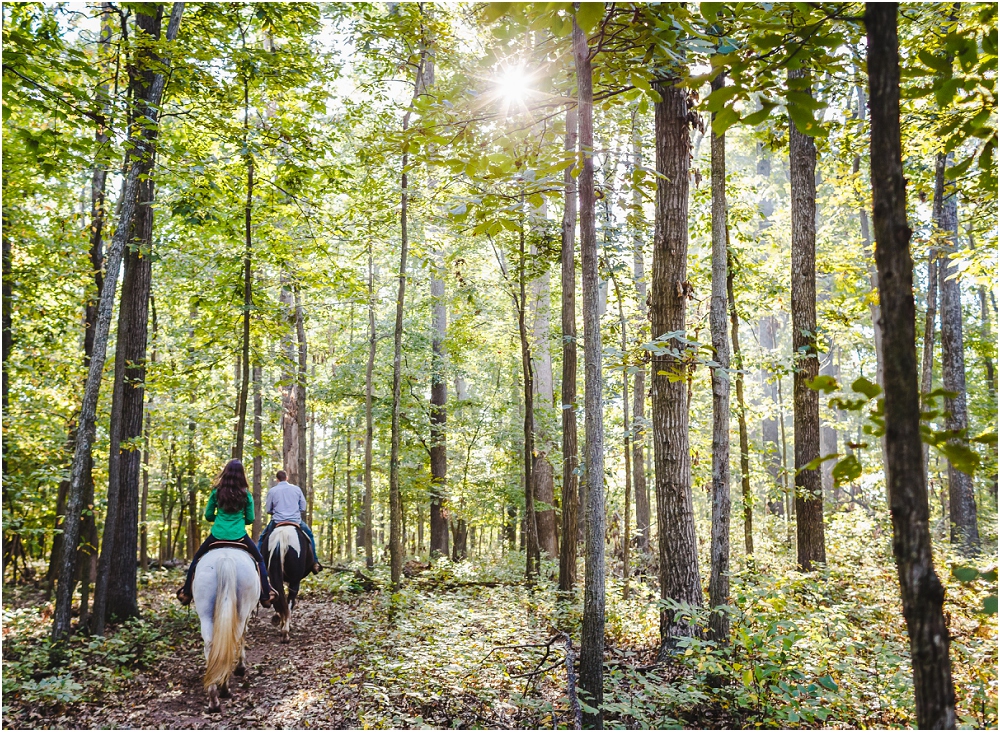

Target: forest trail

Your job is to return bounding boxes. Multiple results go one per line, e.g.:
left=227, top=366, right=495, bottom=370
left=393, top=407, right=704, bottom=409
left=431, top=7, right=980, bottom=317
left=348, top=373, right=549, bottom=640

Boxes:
left=71, top=588, right=362, bottom=730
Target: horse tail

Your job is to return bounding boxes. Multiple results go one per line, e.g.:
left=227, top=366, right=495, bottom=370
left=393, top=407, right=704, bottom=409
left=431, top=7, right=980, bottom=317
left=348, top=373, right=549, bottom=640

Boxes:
left=268, top=534, right=288, bottom=620
left=204, top=556, right=241, bottom=690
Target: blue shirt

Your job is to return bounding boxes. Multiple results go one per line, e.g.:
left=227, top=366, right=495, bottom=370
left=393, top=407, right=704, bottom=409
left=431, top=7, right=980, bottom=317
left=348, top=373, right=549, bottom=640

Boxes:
left=264, top=480, right=307, bottom=523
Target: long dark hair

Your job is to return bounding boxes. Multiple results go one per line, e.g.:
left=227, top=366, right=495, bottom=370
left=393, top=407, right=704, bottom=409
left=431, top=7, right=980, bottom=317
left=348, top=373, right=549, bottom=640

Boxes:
left=215, top=459, right=250, bottom=513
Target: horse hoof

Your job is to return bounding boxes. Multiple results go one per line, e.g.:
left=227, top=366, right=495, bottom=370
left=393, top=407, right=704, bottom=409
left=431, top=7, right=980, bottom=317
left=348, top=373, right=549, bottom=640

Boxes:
left=234, top=665, right=246, bottom=678
left=280, top=636, right=290, bottom=644
left=209, top=704, right=222, bottom=714
left=219, top=686, right=232, bottom=699
left=270, top=614, right=280, bottom=626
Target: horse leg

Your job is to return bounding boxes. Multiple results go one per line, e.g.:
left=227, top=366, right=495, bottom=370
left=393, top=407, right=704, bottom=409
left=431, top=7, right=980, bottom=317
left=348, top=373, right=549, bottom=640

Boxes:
left=219, top=680, right=231, bottom=699
left=207, top=684, right=222, bottom=714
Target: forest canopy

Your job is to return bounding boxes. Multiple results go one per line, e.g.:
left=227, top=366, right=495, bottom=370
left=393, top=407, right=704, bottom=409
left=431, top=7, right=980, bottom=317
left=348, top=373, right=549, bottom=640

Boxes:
left=1, top=2, right=997, bottom=730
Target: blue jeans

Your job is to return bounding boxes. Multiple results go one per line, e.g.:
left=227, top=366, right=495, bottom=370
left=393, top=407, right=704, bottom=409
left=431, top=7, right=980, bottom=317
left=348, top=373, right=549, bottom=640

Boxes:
left=258, top=519, right=318, bottom=561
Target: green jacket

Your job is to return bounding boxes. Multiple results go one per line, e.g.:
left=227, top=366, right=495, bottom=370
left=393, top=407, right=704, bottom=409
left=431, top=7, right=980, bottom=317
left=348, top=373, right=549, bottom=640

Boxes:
left=204, top=488, right=255, bottom=540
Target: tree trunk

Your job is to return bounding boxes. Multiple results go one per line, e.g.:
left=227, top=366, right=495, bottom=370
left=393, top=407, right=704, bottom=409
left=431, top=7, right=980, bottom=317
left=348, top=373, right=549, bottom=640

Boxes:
left=363, top=248, right=376, bottom=569
left=530, top=235, right=558, bottom=559
left=820, top=343, right=840, bottom=502
left=760, top=315, right=783, bottom=513
left=346, top=434, right=353, bottom=560
left=295, top=287, right=308, bottom=496
left=558, top=104, right=580, bottom=592
left=430, top=261, right=449, bottom=557
left=516, top=215, right=540, bottom=579
left=727, top=250, right=753, bottom=555
left=52, top=2, right=184, bottom=642
left=252, top=364, right=263, bottom=540
left=574, top=19, right=606, bottom=728
left=708, top=71, right=731, bottom=643
left=788, top=67, right=825, bottom=571
left=652, top=75, right=702, bottom=652
left=630, top=118, right=650, bottom=556
left=280, top=281, right=300, bottom=485
left=936, top=156, right=980, bottom=555
left=234, top=63, right=253, bottom=459
left=612, top=278, right=632, bottom=599
left=866, top=6, right=957, bottom=727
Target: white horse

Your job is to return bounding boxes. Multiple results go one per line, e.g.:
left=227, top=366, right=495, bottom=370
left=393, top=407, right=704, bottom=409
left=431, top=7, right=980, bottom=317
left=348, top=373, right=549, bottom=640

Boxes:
left=192, top=547, right=259, bottom=713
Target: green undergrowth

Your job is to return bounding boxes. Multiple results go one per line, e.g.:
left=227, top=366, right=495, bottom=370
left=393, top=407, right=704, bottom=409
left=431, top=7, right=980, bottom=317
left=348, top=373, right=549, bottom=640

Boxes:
left=1, top=569, right=193, bottom=718
left=330, top=513, right=996, bottom=730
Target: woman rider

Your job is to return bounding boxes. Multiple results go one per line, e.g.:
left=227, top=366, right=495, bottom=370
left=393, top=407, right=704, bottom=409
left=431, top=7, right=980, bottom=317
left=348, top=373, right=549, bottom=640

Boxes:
left=176, top=459, right=277, bottom=607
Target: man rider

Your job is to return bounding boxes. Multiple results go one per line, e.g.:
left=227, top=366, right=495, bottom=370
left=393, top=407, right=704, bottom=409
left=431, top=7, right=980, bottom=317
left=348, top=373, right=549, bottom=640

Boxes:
left=258, top=470, right=322, bottom=574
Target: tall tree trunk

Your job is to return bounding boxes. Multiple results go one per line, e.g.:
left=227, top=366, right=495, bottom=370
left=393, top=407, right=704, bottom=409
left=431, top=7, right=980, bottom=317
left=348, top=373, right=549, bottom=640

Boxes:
left=652, top=75, right=702, bottom=652
left=612, top=278, right=632, bottom=598
left=252, top=364, right=263, bottom=540
left=558, top=104, right=580, bottom=592
left=295, top=287, right=308, bottom=496
left=346, top=433, right=353, bottom=559
left=363, top=248, right=376, bottom=569
left=430, top=258, right=449, bottom=557
left=389, top=100, right=416, bottom=588
left=94, top=3, right=172, bottom=634
left=139, top=298, right=157, bottom=573
left=516, top=214, right=540, bottom=579
left=630, top=116, right=650, bottom=556
left=788, top=67, right=825, bottom=571
left=727, top=249, right=753, bottom=555
left=280, top=281, right=300, bottom=486
left=866, top=6, right=956, bottom=727
left=819, top=343, right=841, bottom=502
left=936, top=156, right=980, bottom=555
left=574, top=19, right=605, bottom=728
left=760, top=316, right=783, bottom=513
left=47, top=4, right=114, bottom=594
left=234, top=67, right=253, bottom=460
left=920, top=156, right=943, bottom=483
left=530, top=235, right=558, bottom=559
left=708, top=71, right=731, bottom=642
left=52, top=2, right=184, bottom=643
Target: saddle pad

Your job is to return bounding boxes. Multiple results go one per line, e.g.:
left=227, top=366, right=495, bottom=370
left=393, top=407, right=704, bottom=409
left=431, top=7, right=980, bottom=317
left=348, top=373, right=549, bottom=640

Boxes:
left=205, top=540, right=261, bottom=584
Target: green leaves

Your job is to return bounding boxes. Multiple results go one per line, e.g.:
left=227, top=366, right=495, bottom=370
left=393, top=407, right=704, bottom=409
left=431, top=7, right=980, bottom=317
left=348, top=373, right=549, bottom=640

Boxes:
left=851, top=377, right=881, bottom=400
left=805, top=375, right=838, bottom=394
left=831, top=455, right=862, bottom=486
left=575, top=2, right=606, bottom=37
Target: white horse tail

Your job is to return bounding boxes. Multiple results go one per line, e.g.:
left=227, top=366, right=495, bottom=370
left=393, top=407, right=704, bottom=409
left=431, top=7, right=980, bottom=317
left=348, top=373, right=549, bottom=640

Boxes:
left=204, top=555, right=240, bottom=691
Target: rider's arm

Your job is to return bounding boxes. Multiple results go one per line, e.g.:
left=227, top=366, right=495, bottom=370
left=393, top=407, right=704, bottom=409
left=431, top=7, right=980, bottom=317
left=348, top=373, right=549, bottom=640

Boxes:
left=244, top=491, right=255, bottom=525
left=204, top=489, right=218, bottom=523
left=297, top=488, right=306, bottom=518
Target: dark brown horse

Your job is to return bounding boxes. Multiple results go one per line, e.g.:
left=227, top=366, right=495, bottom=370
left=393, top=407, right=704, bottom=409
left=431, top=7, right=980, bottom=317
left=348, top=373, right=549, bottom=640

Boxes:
left=262, top=523, right=314, bottom=643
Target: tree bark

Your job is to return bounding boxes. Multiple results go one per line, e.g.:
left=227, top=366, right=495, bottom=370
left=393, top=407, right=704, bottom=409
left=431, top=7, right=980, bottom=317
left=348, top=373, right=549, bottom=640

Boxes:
left=727, top=249, right=753, bottom=555
left=234, top=67, right=253, bottom=460
left=760, top=315, right=783, bottom=513
left=52, top=2, right=184, bottom=643
left=558, top=104, right=580, bottom=592
left=530, top=235, right=558, bottom=559
left=252, top=364, right=263, bottom=540
left=708, top=71, right=731, bottom=642
left=652, top=76, right=702, bottom=652
left=516, top=215, right=540, bottom=580
left=430, top=260, right=449, bottom=557
left=295, top=287, right=308, bottom=496
left=630, top=118, right=650, bottom=557
left=788, top=67, right=825, bottom=571
left=921, top=155, right=944, bottom=485
left=866, top=6, right=957, bottom=727
left=575, top=17, right=606, bottom=729
left=363, top=248, right=376, bottom=569
left=936, top=156, right=980, bottom=555
left=280, top=281, right=300, bottom=486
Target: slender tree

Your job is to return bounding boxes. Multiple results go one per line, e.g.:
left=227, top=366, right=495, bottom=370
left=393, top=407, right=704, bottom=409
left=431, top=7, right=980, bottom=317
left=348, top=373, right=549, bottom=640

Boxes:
left=52, top=2, right=184, bottom=643
left=866, top=5, right=956, bottom=727
left=727, top=248, right=753, bottom=555
left=363, top=248, right=376, bottom=569
left=630, top=115, right=650, bottom=556
left=574, top=15, right=605, bottom=728
left=936, top=155, right=980, bottom=555
left=558, top=102, right=580, bottom=592
left=708, top=70, right=731, bottom=642
left=788, top=66, right=825, bottom=571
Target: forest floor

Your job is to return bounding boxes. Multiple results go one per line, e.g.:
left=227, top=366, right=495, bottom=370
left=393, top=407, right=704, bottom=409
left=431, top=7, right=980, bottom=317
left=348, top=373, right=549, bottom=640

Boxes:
left=3, top=516, right=998, bottom=730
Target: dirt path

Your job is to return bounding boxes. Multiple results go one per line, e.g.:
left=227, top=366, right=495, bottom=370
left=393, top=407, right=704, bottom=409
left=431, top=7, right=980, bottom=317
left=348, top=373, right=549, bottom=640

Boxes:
left=74, top=589, right=361, bottom=730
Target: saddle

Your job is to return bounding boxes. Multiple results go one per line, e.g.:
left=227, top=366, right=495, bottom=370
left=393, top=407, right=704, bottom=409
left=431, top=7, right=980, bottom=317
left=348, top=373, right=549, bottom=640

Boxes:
left=204, top=540, right=262, bottom=583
